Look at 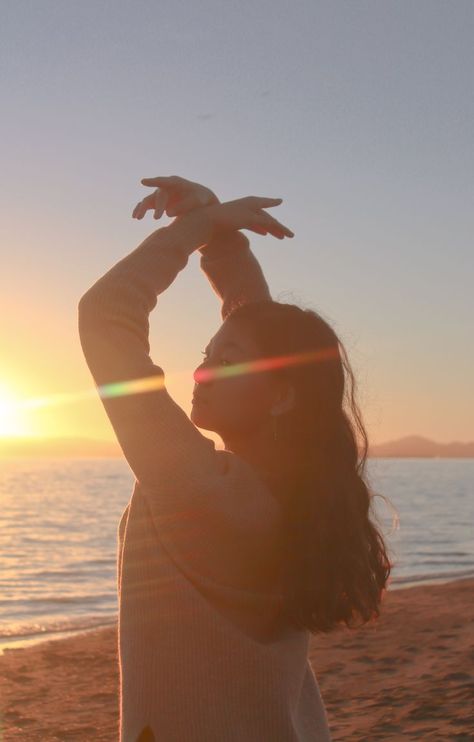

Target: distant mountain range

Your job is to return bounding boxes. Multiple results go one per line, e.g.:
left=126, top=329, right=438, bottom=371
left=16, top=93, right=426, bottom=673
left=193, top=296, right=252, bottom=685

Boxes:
left=368, top=435, right=474, bottom=458
left=0, top=434, right=473, bottom=459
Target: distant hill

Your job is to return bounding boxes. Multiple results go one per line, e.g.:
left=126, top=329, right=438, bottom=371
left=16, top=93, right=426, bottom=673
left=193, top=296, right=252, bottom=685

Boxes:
left=368, top=435, right=474, bottom=458
left=0, top=436, right=121, bottom=459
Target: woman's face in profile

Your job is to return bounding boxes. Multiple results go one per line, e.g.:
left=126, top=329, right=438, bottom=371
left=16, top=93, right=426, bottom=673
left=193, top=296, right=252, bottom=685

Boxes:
left=191, top=318, right=278, bottom=439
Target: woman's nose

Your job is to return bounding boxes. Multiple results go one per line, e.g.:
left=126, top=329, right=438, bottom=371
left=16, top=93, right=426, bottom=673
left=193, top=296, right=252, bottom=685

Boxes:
left=193, top=361, right=218, bottom=385
left=193, top=363, right=208, bottom=385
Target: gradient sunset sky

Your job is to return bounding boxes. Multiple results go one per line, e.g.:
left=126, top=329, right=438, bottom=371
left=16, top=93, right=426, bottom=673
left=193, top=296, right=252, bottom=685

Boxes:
left=1, top=1, right=472, bottom=449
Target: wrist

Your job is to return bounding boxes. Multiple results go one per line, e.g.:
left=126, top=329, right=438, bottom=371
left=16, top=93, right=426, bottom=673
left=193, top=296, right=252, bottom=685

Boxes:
left=199, top=227, right=250, bottom=257
left=168, top=208, right=214, bottom=256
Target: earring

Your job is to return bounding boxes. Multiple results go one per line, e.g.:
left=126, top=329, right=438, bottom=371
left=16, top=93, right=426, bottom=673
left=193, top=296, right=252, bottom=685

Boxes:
left=272, top=413, right=278, bottom=442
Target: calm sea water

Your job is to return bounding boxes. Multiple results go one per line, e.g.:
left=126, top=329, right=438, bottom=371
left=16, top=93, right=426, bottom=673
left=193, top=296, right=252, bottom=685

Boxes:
left=0, top=457, right=473, bottom=652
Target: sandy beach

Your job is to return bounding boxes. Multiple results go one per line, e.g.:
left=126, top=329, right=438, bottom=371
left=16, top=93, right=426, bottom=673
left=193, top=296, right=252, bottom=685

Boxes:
left=0, top=577, right=473, bottom=741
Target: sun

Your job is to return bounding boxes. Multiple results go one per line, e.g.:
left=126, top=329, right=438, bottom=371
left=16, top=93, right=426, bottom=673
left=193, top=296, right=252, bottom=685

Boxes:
left=0, top=382, right=32, bottom=437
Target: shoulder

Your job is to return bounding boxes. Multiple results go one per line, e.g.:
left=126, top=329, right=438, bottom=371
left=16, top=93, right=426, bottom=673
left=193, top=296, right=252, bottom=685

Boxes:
left=213, top=449, right=282, bottom=532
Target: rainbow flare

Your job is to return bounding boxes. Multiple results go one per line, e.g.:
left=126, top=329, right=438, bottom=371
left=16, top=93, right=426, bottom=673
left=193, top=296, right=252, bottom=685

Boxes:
left=12, top=346, right=340, bottom=410
left=99, top=375, right=166, bottom=399
left=193, top=345, right=340, bottom=384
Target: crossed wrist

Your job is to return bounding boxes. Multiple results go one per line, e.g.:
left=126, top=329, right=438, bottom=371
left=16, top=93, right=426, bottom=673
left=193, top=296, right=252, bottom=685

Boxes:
left=168, top=208, right=214, bottom=254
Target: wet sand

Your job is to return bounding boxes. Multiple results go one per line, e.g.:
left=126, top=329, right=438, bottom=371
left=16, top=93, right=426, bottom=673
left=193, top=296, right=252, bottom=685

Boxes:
left=0, top=578, right=473, bottom=740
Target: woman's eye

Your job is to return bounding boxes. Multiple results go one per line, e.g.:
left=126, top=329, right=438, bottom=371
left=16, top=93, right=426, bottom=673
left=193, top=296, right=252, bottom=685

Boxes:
left=200, top=351, right=230, bottom=366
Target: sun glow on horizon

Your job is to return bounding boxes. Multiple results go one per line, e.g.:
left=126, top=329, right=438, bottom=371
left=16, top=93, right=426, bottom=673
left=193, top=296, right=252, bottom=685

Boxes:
left=0, top=382, right=34, bottom=438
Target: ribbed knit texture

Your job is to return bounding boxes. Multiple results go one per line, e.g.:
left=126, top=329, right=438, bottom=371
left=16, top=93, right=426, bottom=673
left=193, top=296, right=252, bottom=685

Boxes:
left=78, top=222, right=332, bottom=741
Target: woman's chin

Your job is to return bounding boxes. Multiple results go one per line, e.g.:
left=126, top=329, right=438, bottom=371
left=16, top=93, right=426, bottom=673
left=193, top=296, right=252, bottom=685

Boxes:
left=190, top=405, right=211, bottom=429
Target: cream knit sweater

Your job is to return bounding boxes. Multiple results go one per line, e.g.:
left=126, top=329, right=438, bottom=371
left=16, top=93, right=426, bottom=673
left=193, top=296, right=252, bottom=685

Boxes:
left=78, top=216, right=332, bottom=742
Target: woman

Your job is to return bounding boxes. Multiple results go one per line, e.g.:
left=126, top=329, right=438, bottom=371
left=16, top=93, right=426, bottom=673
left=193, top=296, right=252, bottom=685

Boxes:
left=78, top=175, right=392, bottom=741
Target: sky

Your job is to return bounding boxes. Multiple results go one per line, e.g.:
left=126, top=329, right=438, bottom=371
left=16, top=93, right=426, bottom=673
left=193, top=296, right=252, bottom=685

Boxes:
left=1, top=0, right=473, bottom=450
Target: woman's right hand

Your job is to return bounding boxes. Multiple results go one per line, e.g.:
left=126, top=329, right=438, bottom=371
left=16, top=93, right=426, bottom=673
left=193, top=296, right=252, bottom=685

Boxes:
left=133, top=175, right=220, bottom=220
left=205, top=196, right=294, bottom=240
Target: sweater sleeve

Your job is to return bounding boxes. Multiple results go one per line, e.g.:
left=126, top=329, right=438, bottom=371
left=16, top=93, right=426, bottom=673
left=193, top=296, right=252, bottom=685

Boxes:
left=78, top=220, right=223, bottom=488
left=199, top=230, right=272, bottom=320
left=79, top=222, right=280, bottom=590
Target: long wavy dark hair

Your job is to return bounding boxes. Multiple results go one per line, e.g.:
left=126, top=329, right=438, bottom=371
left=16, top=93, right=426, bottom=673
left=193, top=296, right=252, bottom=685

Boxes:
left=225, top=299, right=396, bottom=635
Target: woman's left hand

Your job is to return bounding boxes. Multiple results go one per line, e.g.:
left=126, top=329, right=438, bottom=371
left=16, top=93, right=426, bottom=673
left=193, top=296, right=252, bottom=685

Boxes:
left=132, top=175, right=219, bottom=220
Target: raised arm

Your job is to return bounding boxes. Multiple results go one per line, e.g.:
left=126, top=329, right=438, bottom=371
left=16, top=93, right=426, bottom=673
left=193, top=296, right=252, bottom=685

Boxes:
left=198, top=230, right=272, bottom=320
left=79, top=193, right=292, bottom=491
left=78, top=210, right=221, bottom=490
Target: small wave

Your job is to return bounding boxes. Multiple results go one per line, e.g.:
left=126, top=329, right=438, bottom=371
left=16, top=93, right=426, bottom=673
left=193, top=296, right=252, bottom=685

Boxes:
left=30, top=562, right=113, bottom=578
left=0, top=614, right=117, bottom=643
left=411, top=551, right=470, bottom=557
left=21, top=569, right=92, bottom=580
left=415, top=559, right=474, bottom=567
left=0, top=593, right=115, bottom=607
left=390, top=568, right=474, bottom=587
left=84, top=558, right=115, bottom=566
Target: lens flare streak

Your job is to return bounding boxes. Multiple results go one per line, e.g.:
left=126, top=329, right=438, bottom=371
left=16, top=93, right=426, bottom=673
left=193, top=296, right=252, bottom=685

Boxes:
left=194, top=346, right=340, bottom=384
left=6, top=346, right=338, bottom=413
left=98, top=376, right=166, bottom=399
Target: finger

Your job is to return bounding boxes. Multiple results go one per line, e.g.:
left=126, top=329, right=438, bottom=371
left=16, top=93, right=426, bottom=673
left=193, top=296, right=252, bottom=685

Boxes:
left=133, top=201, right=147, bottom=220
left=153, top=189, right=167, bottom=219
left=255, top=218, right=283, bottom=239
left=255, top=197, right=283, bottom=207
left=132, top=202, right=142, bottom=218
left=248, top=224, right=272, bottom=236
left=133, top=193, right=154, bottom=218
left=271, top=226, right=294, bottom=238
left=261, top=213, right=294, bottom=238
left=272, top=223, right=294, bottom=238
left=135, top=197, right=153, bottom=220
left=141, top=176, right=184, bottom=187
left=259, top=223, right=287, bottom=239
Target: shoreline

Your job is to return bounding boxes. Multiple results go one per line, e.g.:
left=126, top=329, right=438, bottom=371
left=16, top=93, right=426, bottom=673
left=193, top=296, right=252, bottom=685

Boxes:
left=1, top=570, right=473, bottom=656
left=1, top=577, right=473, bottom=740
left=0, top=619, right=118, bottom=656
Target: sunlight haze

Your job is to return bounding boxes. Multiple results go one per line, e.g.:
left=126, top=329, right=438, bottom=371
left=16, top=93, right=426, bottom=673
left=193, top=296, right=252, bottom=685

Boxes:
left=1, top=0, right=473, bottom=454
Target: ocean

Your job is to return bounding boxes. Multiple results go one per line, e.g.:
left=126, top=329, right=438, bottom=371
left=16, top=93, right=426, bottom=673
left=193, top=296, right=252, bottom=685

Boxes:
left=0, top=457, right=473, bottom=652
